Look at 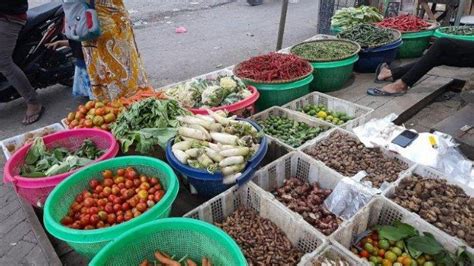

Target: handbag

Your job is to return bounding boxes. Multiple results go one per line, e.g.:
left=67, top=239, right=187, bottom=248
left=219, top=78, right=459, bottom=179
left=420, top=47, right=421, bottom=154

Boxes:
left=62, top=0, right=101, bottom=41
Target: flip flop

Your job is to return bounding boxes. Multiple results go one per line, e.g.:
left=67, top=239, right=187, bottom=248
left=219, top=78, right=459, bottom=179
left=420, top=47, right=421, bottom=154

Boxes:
left=374, top=63, right=392, bottom=83
left=367, top=88, right=407, bottom=97
left=22, top=106, right=45, bottom=125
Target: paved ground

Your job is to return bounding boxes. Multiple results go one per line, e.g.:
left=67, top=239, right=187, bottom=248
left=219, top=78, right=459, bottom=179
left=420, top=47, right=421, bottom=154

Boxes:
left=0, top=1, right=318, bottom=264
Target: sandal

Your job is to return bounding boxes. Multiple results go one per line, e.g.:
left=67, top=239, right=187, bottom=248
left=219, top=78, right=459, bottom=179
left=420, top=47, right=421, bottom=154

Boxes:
left=22, top=106, right=45, bottom=125
left=374, top=63, right=392, bottom=83
left=367, top=88, right=407, bottom=97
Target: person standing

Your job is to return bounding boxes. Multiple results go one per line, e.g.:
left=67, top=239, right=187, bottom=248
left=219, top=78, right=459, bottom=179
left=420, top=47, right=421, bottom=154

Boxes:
left=0, top=0, right=44, bottom=124
left=82, top=0, right=149, bottom=101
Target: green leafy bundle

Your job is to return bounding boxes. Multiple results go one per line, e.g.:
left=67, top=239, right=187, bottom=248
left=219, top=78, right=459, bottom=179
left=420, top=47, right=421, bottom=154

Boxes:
left=331, top=6, right=383, bottom=30
left=20, top=138, right=103, bottom=177
left=111, top=98, right=190, bottom=154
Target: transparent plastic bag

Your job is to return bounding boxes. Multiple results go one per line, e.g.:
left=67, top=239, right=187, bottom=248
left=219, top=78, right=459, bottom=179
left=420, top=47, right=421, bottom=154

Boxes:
left=323, top=178, right=375, bottom=220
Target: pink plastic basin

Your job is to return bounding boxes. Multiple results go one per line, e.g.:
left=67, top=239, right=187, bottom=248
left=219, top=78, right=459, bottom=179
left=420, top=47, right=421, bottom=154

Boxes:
left=190, top=86, right=260, bottom=117
left=3, top=128, right=119, bottom=207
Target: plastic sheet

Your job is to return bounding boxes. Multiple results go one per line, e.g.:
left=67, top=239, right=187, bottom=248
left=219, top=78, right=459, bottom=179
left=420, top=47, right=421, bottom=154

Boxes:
left=354, top=114, right=473, bottom=186
left=323, top=178, right=374, bottom=220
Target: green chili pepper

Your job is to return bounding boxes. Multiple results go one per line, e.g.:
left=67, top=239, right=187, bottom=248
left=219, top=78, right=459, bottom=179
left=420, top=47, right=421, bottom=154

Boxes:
left=338, top=24, right=396, bottom=48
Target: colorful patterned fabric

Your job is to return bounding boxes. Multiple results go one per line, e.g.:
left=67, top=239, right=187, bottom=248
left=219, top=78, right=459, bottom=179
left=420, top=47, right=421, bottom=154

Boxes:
left=82, top=0, right=148, bottom=100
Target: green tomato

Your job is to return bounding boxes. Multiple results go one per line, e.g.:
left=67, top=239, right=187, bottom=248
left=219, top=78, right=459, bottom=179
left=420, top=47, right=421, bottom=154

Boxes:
left=391, top=247, right=402, bottom=256
left=423, top=262, right=435, bottom=266
left=369, top=256, right=378, bottom=264
left=379, top=239, right=390, bottom=250
left=396, top=240, right=405, bottom=249
left=385, top=251, right=397, bottom=262
left=410, top=260, right=418, bottom=266
left=368, top=262, right=376, bottom=266
left=393, top=263, right=403, bottom=266
left=364, top=243, right=375, bottom=253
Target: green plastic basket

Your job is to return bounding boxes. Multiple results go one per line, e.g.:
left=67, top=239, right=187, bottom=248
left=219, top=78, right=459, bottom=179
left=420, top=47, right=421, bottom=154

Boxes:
left=310, top=55, right=358, bottom=92
left=89, top=218, right=246, bottom=266
left=245, top=74, right=313, bottom=111
left=434, top=27, right=474, bottom=41
left=397, top=30, right=434, bottom=58
left=43, top=156, right=179, bottom=258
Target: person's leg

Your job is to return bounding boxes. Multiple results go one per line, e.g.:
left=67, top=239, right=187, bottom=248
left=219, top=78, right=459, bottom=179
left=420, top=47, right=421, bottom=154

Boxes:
left=0, top=19, right=43, bottom=124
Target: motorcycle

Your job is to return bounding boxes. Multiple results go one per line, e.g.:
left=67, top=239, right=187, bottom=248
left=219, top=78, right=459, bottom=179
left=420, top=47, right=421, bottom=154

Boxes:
left=0, top=2, right=75, bottom=103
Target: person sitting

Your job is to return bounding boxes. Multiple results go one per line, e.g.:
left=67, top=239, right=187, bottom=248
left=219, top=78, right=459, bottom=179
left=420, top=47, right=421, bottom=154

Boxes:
left=368, top=38, right=474, bottom=96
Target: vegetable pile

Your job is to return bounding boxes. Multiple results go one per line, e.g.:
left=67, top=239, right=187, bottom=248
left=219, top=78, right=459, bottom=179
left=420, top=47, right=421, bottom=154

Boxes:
left=273, top=177, right=341, bottom=235
left=352, top=222, right=473, bottom=266
left=312, top=254, right=349, bottom=266
left=61, top=167, right=165, bottom=230
left=304, top=131, right=408, bottom=188
left=111, top=98, right=190, bottom=154
left=119, top=88, right=167, bottom=108
left=234, top=52, right=313, bottom=82
left=291, top=40, right=360, bottom=61
left=338, top=24, right=397, bottom=48
left=331, top=6, right=383, bottom=30
left=165, top=75, right=252, bottom=109
left=172, top=111, right=261, bottom=184
left=439, top=26, right=474, bottom=36
left=259, top=116, right=328, bottom=148
left=215, top=208, right=303, bottom=265
left=65, top=100, right=123, bottom=131
left=390, top=175, right=473, bottom=246
left=20, top=138, right=103, bottom=177
left=140, top=250, right=211, bottom=266
left=376, top=15, right=431, bottom=33
left=298, top=104, right=353, bottom=125
left=4, top=126, right=59, bottom=155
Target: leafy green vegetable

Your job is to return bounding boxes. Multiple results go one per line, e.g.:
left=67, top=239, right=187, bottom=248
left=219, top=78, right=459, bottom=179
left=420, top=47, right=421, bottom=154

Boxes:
left=375, top=221, right=417, bottom=241
left=111, top=98, right=190, bottom=154
left=20, top=138, right=103, bottom=177
left=406, top=235, right=444, bottom=255
left=331, top=5, right=383, bottom=30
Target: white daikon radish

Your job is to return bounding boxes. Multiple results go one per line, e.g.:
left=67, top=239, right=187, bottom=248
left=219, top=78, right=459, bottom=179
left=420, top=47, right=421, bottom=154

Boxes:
left=205, top=148, right=224, bottom=162
left=207, top=143, right=221, bottom=151
left=208, top=123, right=223, bottom=132
left=219, top=147, right=250, bottom=157
left=177, top=116, right=212, bottom=129
left=210, top=132, right=238, bottom=145
left=172, top=140, right=194, bottom=151
left=173, top=149, right=189, bottom=164
left=223, top=173, right=242, bottom=185
left=179, top=127, right=209, bottom=141
left=189, top=124, right=211, bottom=139
left=207, top=109, right=233, bottom=126
left=185, top=148, right=201, bottom=158
left=195, top=114, right=215, bottom=123
left=221, top=145, right=237, bottom=150
left=221, top=164, right=245, bottom=176
left=219, top=156, right=244, bottom=167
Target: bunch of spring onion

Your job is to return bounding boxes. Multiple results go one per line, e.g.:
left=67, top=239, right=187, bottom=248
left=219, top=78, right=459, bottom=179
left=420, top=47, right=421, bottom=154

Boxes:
left=172, top=110, right=262, bottom=185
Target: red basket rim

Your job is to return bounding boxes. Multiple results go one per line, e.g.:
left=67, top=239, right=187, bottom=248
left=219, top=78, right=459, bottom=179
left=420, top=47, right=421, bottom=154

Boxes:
left=4, top=128, right=119, bottom=188
left=189, top=85, right=260, bottom=115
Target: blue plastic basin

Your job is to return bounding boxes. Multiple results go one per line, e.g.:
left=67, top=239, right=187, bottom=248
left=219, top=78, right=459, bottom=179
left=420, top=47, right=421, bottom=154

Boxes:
left=166, top=119, right=268, bottom=197
left=354, top=39, right=403, bottom=73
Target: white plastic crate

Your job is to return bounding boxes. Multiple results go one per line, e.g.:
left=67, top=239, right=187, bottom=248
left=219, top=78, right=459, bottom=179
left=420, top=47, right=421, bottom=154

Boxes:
left=300, top=128, right=416, bottom=193
left=384, top=165, right=474, bottom=250
left=0, top=123, right=64, bottom=160
left=184, top=182, right=327, bottom=261
left=332, top=196, right=466, bottom=262
left=282, top=91, right=374, bottom=131
left=259, top=137, right=292, bottom=169
left=251, top=106, right=334, bottom=150
left=298, top=240, right=368, bottom=266
left=252, top=151, right=373, bottom=236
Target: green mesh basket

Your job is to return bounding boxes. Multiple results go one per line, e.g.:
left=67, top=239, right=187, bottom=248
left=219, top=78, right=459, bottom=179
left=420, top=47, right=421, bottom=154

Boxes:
left=89, top=218, right=246, bottom=266
left=43, top=156, right=179, bottom=258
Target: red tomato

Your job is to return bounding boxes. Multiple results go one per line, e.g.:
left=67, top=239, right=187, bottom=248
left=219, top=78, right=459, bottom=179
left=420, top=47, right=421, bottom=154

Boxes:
left=107, top=213, right=116, bottom=224
left=95, top=185, right=103, bottom=193
left=139, top=175, right=147, bottom=183
left=125, top=169, right=138, bottom=180
left=117, top=169, right=125, bottom=176
left=103, top=179, right=114, bottom=187
left=83, top=198, right=95, bottom=208
left=98, top=211, right=107, bottom=221
left=149, top=177, right=159, bottom=185
left=113, top=203, right=121, bottom=212
left=359, top=250, right=370, bottom=258
left=133, top=179, right=141, bottom=187
left=105, top=203, right=114, bottom=214
left=61, top=216, right=73, bottom=225
left=125, top=180, right=134, bottom=189
left=102, top=170, right=113, bottom=179
left=88, top=207, right=98, bottom=215
left=111, top=187, right=120, bottom=195
left=136, top=202, right=147, bottom=212
left=90, top=214, right=100, bottom=225
left=139, top=182, right=150, bottom=191
left=80, top=214, right=91, bottom=227
left=89, top=179, right=99, bottom=189
left=116, top=215, right=124, bottom=223
left=121, top=202, right=130, bottom=211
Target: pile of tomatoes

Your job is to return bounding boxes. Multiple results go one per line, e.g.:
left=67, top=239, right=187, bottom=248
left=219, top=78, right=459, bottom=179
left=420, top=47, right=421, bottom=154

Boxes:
left=61, top=167, right=165, bottom=230
left=65, top=100, right=124, bottom=131
left=352, top=231, right=434, bottom=266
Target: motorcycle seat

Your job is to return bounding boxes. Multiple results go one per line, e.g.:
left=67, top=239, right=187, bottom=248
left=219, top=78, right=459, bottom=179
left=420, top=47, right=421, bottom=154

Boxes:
left=23, top=2, right=62, bottom=33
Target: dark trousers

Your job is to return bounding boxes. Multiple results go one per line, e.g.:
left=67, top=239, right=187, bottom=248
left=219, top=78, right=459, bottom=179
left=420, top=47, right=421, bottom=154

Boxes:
left=391, top=38, right=474, bottom=87
left=0, top=17, right=38, bottom=104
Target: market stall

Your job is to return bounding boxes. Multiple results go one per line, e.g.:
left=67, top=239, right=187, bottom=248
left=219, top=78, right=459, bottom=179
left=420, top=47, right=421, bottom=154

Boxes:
left=2, top=6, right=473, bottom=265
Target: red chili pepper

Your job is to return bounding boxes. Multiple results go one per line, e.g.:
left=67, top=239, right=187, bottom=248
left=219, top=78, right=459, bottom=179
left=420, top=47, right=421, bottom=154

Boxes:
left=376, top=15, right=431, bottom=32
left=235, top=52, right=312, bottom=82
